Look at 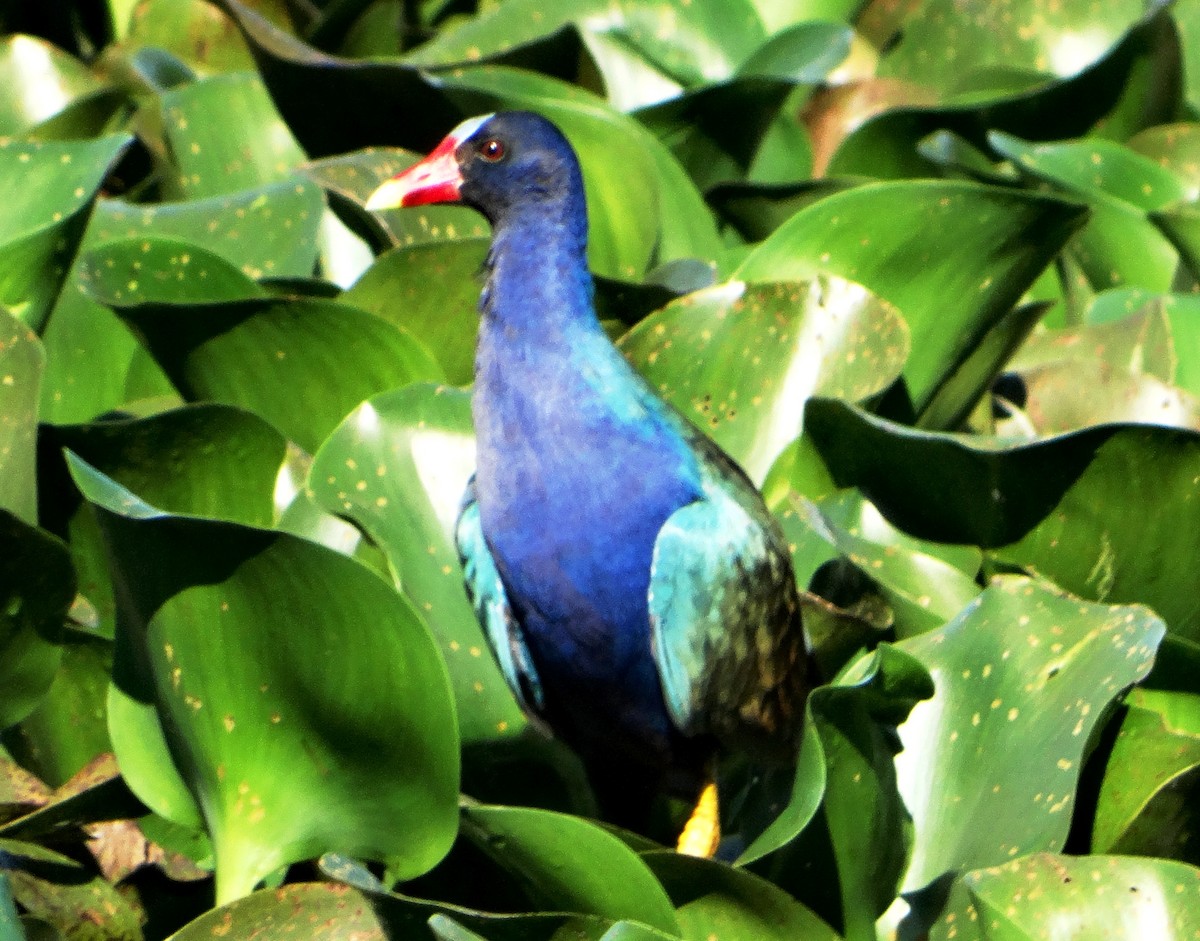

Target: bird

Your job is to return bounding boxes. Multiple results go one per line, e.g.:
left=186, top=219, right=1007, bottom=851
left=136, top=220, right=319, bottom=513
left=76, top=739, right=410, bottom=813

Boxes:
left=366, top=111, right=810, bottom=856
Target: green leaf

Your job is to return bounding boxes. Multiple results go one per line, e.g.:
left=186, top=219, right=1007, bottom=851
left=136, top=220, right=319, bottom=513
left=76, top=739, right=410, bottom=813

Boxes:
left=792, top=490, right=982, bottom=639
left=309, top=384, right=525, bottom=746
left=121, top=0, right=292, bottom=75
left=895, top=577, right=1165, bottom=892
left=157, top=71, right=306, bottom=198
left=0, top=135, right=130, bottom=333
left=735, top=181, right=1086, bottom=420
left=812, top=645, right=931, bottom=939
left=40, top=179, right=325, bottom=424
left=460, top=803, right=680, bottom=936
left=2, top=637, right=113, bottom=789
left=621, top=277, right=908, bottom=483
left=1093, top=701, right=1200, bottom=860
left=0, top=35, right=105, bottom=135
left=165, top=883, right=391, bottom=941
left=70, top=455, right=460, bottom=904
left=878, top=0, right=1155, bottom=93
left=343, top=239, right=486, bottom=386
left=0, top=837, right=141, bottom=941
left=949, top=854, right=1200, bottom=941
left=641, top=851, right=839, bottom=941
left=0, top=310, right=42, bottom=525
left=828, top=9, right=1179, bottom=178
left=0, top=514, right=74, bottom=732
left=1128, top=123, right=1200, bottom=198
left=403, top=0, right=765, bottom=88
left=80, top=236, right=443, bottom=452
left=809, top=401, right=1200, bottom=640
left=989, top=132, right=1180, bottom=293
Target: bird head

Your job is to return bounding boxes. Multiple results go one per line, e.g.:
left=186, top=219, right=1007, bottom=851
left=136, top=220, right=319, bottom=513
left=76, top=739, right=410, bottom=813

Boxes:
left=365, top=111, right=585, bottom=229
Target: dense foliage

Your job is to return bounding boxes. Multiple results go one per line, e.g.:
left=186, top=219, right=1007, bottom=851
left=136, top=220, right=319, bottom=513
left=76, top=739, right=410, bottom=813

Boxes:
left=2, top=0, right=1200, bottom=938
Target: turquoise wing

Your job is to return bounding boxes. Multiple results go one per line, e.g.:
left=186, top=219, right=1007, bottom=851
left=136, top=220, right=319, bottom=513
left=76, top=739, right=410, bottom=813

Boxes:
left=455, top=476, right=544, bottom=715
left=648, top=457, right=808, bottom=761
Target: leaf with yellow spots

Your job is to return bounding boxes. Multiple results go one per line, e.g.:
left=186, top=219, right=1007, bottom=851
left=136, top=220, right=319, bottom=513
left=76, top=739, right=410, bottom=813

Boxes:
left=991, top=132, right=1180, bottom=294
left=826, top=8, right=1179, bottom=179
left=69, top=454, right=459, bottom=904
left=0, top=836, right=142, bottom=940
left=0, top=513, right=74, bottom=732
left=401, top=0, right=765, bottom=92
left=0, top=134, right=130, bottom=334
left=39, top=178, right=325, bottom=425
left=158, top=72, right=305, bottom=201
left=1093, top=697, right=1200, bottom=860
left=622, top=275, right=908, bottom=484
left=929, top=853, right=1200, bottom=941
left=78, top=235, right=443, bottom=452
left=642, top=850, right=839, bottom=941
left=0, top=309, right=43, bottom=525
left=895, top=577, right=1165, bottom=897
left=736, top=180, right=1086, bottom=424
left=310, top=384, right=527, bottom=747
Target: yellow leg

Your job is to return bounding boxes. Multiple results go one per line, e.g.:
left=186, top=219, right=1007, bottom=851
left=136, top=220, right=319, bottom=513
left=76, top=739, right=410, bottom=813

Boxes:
left=676, top=781, right=720, bottom=857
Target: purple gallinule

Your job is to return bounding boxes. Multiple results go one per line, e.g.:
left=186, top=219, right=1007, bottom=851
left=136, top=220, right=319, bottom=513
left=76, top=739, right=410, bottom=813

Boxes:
left=368, top=111, right=810, bottom=855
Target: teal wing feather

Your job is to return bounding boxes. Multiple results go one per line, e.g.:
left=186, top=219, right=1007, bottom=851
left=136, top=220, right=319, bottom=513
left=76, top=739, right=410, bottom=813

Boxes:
left=456, top=475, right=544, bottom=715
left=648, top=432, right=808, bottom=761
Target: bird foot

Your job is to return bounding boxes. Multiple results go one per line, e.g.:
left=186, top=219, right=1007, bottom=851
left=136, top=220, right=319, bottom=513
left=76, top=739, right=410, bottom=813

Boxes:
left=675, top=781, right=720, bottom=858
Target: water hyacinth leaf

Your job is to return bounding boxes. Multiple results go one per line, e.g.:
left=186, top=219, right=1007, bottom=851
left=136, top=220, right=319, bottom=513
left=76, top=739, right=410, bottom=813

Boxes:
left=989, top=132, right=1181, bottom=293
left=826, top=9, right=1179, bottom=179
left=810, top=645, right=931, bottom=939
left=1002, top=360, right=1200, bottom=435
left=158, top=71, right=305, bottom=199
left=149, top=883, right=390, bottom=941
left=1153, top=202, right=1200, bottom=282
left=1128, top=123, right=1200, bottom=198
left=0, top=135, right=130, bottom=334
left=989, top=133, right=1191, bottom=212
left=0, top=514, right=74, bottom=731
left=994, top=427, right=1200, bottom=641
left=40, top=179, right=325, bottom=424
left=212, top=0, right=460, bottom=155
left=642, top=851, right=839, bottom=941
left=2, top=637, right=113, bottom=788
left=950, top=854, right=1200, bottom=941
left=46, top=402, right=288, bottom=648
left=69, top=455, right=460, bottom=904
left=121, top=0, right=292, bottom=75
left=917, top=300, right=1051, bottom=431
left=895, top=577, right=1165, bottom=893
left=0, top=311, right=42, bottom=525
left=735, top=182, right=1086, bottom=418
left=80, top=240, right=442, bottom=452
left=806, top=491, right=982, bottom=639
left=343, top=239, right=487, bottom=385
left=0, top=34, right=105, bottom=135
left=402, top=0, right=765, bottom=89
left=621, top=277, right=908, bottom=484
left=460, top=804, right=679, bottom=935
left=810, top=401, right=1200, bottom=640
left=0, top=837, right=142, bottom=940
left=741, top=643, right=931, bottom=935
left=173, top=881, right=648, bottom=941
left=309, top=384, right=525, bottom=746
left=1093, top=702, right=1200, bottom=860
left=878, top=0, right=1154, bottom=94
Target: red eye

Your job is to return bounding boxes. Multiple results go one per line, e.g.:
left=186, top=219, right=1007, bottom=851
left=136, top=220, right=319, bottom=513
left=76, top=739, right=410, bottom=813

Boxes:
left=480, top=139, right=506, bottom=162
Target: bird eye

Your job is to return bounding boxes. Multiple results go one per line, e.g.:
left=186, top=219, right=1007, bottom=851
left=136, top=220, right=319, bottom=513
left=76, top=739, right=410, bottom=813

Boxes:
left=479, top=139, right=506, bottom=162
